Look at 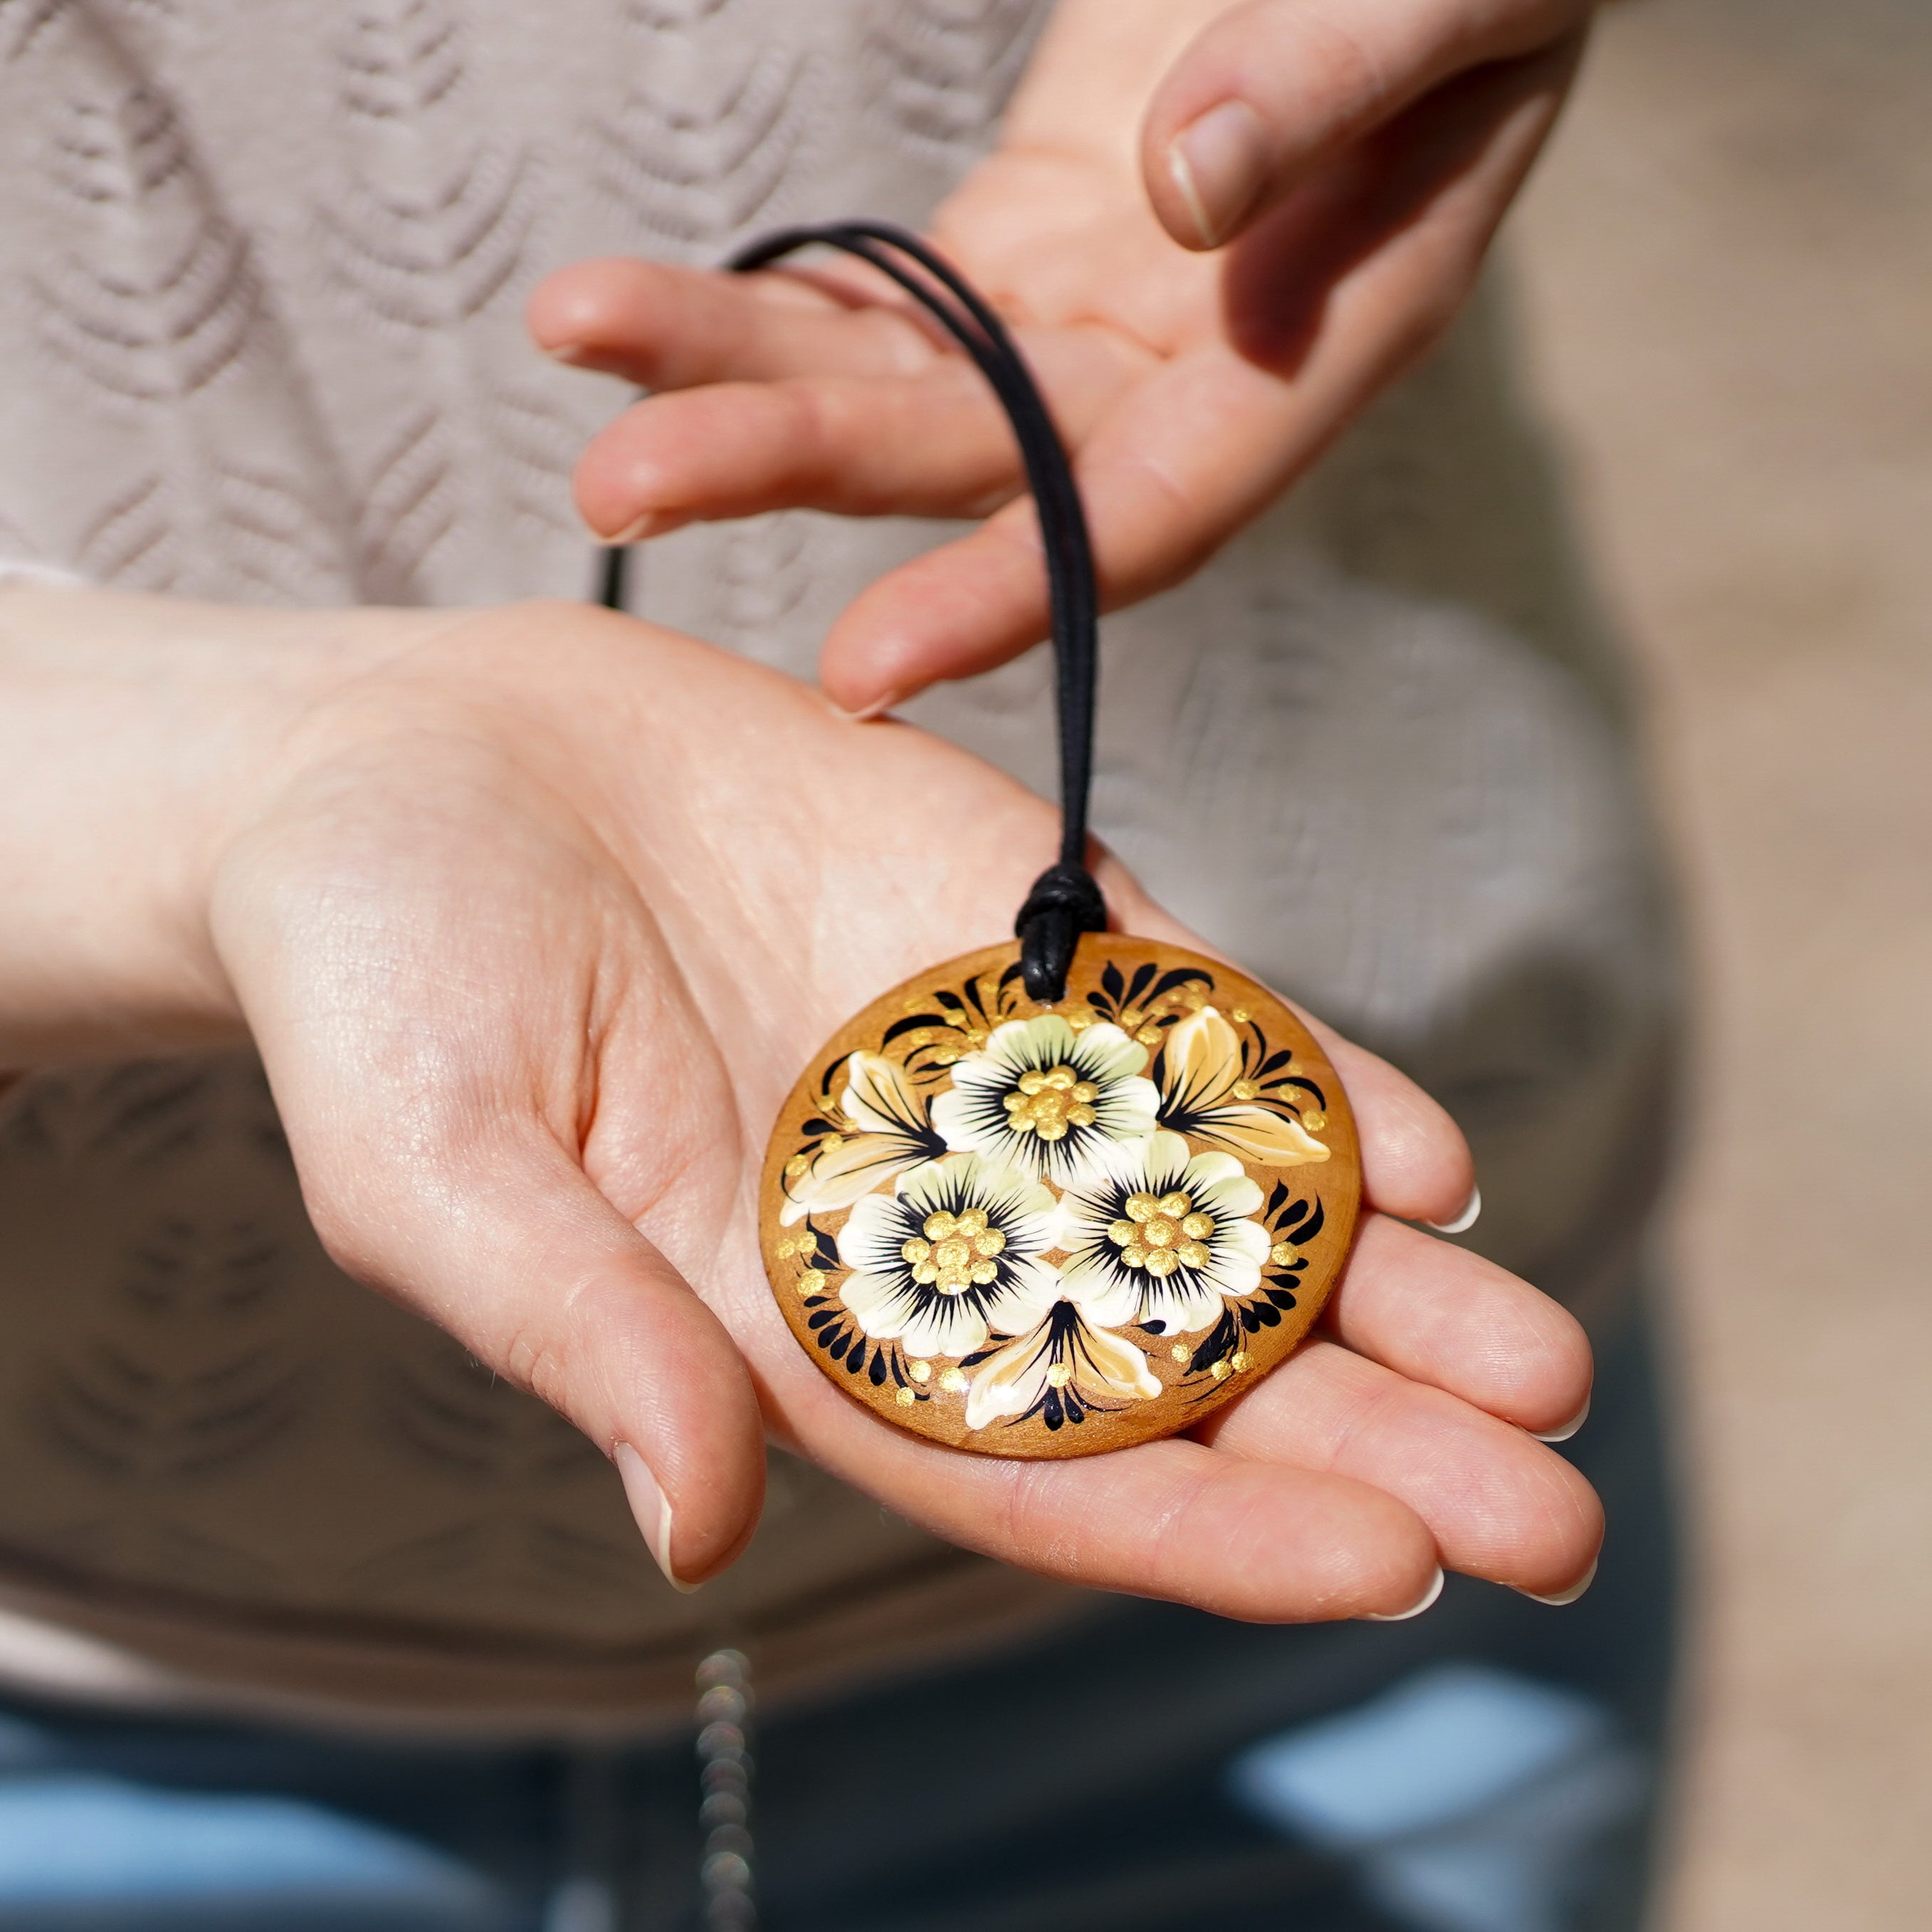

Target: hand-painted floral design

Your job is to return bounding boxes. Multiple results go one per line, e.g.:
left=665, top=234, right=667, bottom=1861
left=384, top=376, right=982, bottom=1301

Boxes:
left=930, top=1012, right=1158, bottom=1187
left=768, top=945, right=1353, bottom=1447
left=1054, top=1128, right=1271, bottom=1335
left=779, top=1051, right=945, bottom=1225
left=964, top=1297, right=1162, bottom=1432
left=836, top=1153, right=1061, bottom=1360
left=1153, top=1006, right=1330, bottom=1167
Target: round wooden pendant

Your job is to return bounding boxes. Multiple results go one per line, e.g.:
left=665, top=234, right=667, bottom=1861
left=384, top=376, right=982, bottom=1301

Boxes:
left=760, top=935, right=1362, bottom=1458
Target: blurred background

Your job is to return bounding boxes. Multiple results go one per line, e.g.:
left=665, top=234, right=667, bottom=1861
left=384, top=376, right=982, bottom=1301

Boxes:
left=1508, top=0, right=1932, bottom=1923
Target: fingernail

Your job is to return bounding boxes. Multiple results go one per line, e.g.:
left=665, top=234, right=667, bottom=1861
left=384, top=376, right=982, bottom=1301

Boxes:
left=1167, top=98, right=1271, bottom=248
left=1533, top=1392, right=1592, bottom=1444
left=830, top=688, right=905, bottom=723
left=1520, top=1558, right=1598, bottom=1607
left=540, top=339, right=590, bottom=366
left=615, top=1443, right=698, bottom=1593
left=1365, top=1566, right=1444, bottom=1622
left=1423, top=1185, right=1482, bottom=1237
left=606, top=510, right=676, bottom=545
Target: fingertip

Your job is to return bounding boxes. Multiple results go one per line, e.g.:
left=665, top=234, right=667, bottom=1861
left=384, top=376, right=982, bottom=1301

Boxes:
left=1320, top=1034, right=1475, bottom=1226
left=819, top=527, right=1049, bottom=709
left=526, top=256, right=641, bottom=360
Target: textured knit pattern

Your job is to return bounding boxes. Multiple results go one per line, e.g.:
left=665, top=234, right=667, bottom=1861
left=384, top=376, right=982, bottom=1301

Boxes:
left=0, top=0, right=1673, bottom=1726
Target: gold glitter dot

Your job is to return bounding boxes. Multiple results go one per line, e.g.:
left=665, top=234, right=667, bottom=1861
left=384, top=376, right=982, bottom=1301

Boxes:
left=1045, top=1364, right=1072, bottom=1389
left=797, top=1269, right=826, bottom=1294
left=1303, top=1112, right=1327, bottom=1131
left=909, top=1360, right=933, bottom=1383
left=1170, top=1343, right=1190, bottom=1363
left=902, top=1237, right=933, bottom=1264
left=1270, top=1241, right=1299, bottom=1267
left=939, top=1367, right=967, bottom=1393
left=784, top=1155, right=809, bottom=1177
left=1181, top=1212, right=1214, bottom=1240
left=1231, top=1007, right=1251, bottom=1024
left=1145, top=1251, right=1180, bottom=1278
left=1108, top=1219, right=1138, bottom=1247
left=1182, top=989, right=1207, bottom=1011
left=1137, top=1026, right=1161, bottom=1046
left=774, top=1239, right=796, bottom=1259
left=819, top=1133, right=844, bottom=1153
left=1178, top=1241, right=1211, bottom=1268
left=1232, top=1351, right=1251, bottom=1372
left=896, top=1386, right=917, bottom=1407
left=1122, top=1244, right=1149, bottom=1269
left=1125, top=1193, right=1159, bottom=1222
left=1211, top=1360, right=1231, bottom=1381
left=1118, top=1008, right=1144, bottom=1029
left=1004, top=1065, right=1091, bottom=1140
left=1068, top=1012, right=1093, bottom=1031
left=1232, top=1080, right=1259, bottom=1101
left=1157, top=1192, right=1192, bottom=1219
left=933, top=1050, right=959, bottom=1066
left=974, top=1228, right=1007, bottom=1257
left=903, top=996, right=926, bottom=1014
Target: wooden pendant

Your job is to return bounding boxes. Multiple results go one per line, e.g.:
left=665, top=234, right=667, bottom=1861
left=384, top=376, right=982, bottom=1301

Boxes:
left=760, top=935, right=1362, bottom=1459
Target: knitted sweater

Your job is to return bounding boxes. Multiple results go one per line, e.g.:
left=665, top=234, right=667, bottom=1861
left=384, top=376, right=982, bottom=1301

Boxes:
left=0, top=0, right=1672, bottom=1732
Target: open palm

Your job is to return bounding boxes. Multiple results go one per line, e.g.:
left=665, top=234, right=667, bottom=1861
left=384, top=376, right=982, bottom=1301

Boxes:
left=207, top=599, right=1597, bottom=1608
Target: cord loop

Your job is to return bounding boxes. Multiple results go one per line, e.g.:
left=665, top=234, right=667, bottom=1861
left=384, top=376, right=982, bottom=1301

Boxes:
left=726, top=223, right=1105, bottom=1003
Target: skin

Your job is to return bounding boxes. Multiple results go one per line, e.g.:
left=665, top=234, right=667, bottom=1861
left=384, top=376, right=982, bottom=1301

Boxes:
left=535, top=0, right=1597, bottom=714
left=0, top=586, right=1597, bottom=1610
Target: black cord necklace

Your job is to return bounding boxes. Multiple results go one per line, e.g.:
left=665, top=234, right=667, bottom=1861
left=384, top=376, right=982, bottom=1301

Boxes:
left=602, top=221, right=1359, bottom=1464
left=604, top=219, right=1105, bottom=1002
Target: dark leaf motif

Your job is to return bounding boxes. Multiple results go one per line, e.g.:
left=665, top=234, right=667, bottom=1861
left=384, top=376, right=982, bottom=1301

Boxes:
left=1187, top=1310, right=1241, bottom=1377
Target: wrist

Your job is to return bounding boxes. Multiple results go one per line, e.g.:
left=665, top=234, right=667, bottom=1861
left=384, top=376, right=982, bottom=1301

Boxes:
left=0, top=587, right=446, bottom=1067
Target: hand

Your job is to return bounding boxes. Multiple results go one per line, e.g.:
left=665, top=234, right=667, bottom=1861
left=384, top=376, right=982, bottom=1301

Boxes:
left=0, top=589, right=1598, bottom=1610
left=531, top=0, right=1594, bottom=715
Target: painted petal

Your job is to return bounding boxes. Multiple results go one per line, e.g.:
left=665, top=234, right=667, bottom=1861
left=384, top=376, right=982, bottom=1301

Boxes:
left=1162, top=1005, right=1244, bottom=1111
left=1203, top=1215, right=1271, bottom=1298
left=1096, top=1073, right=1161, bottom=1137
left=1195, top=1166, right=1264, bottom=1221
left=836, top=1190, right=910, bottom=1273
left=940, top=1046, right=1022, bottom=1097
left=901, top=1296, right=989, bottom=1360
left=1071, top=1271, right=1146, bottom=1330
left=963, top=1324, right=1054, bottom=1431
left=1075, top=1020, right=1151, bottom=1083
left=1072, top=1321, right=1162, bottom=1404
left=1140, top=1277, right=1226, bottom=1337
left=839, top=1269, right=913, bottom=1340
left=983, top=1251, right=1066, bottom=1328
left=782, top=1133, right=923, bottom=1225
left=929, top=1083, right=1002, bottom=1157
left=841, top=1052, right=929, bottom=1138
left=1192, top=1103, right=1330, bottom=1167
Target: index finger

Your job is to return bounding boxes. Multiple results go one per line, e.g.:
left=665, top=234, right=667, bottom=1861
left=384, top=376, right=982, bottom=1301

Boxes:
left=527, top=254, right=944, bottom=390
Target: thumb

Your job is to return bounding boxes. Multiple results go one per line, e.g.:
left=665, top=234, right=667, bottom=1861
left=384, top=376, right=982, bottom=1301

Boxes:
left=289, top=1116, right=766, bottom=1592
left=1140, top=0, right=1582, bottom=248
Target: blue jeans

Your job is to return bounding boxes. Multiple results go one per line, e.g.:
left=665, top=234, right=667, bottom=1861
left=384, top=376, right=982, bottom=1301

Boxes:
left=0, top=1303, right=1675, bottom=1932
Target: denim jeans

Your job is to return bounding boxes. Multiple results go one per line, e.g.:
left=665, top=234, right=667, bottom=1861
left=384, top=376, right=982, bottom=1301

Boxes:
left=0, top=1301, right=1675, bottom=1932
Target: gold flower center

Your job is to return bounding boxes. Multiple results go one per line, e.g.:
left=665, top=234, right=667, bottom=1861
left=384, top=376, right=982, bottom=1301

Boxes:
left=902, top=1207, right=1006, bottom=1293
left=1001, top=1065, right=1101, bottom=1142
left=1108, top=1190, right=1214, bottom=1277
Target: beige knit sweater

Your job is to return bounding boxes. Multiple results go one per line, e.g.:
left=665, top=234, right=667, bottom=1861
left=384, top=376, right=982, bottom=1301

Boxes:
left=0, top=0, right=1672, bottom=1733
